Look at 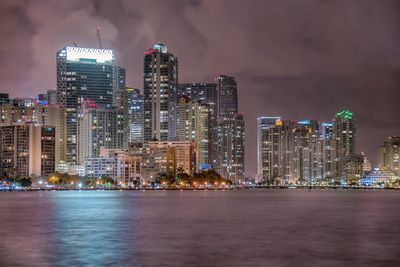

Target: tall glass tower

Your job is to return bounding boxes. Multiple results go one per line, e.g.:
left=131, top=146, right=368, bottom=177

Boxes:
left=127, top=88, right=144, bottom=144
left=56, top=46, right=115, bottom=164
left=216, top=75, right=238, bottom=121
left=143, top=43, right=178, bottom=142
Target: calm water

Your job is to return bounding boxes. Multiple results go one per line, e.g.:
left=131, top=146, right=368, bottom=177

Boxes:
left=0, top=190, right=399, bottom=267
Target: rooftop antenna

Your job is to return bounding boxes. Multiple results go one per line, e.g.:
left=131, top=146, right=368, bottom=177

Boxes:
left=96, top=26, right=102, bottom=49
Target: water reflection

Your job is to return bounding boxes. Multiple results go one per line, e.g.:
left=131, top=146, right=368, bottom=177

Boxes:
left=0, top=190, right=399, bottom=266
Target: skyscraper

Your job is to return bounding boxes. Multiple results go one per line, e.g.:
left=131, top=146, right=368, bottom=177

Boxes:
left=216, top=75, right=238, bottom=121
left=218, top=114, right=245, bottom=183
left=178, top=83, right=217, bottom=121
left=143, top=43, right=178, bottom=142
left=214, top=75, right=245, bottom=182
left=333, top=109, right=357, bottom=178
left=321, top=122, right=335, bottom=180
left=178, top=83, right=217, bottom=168
left=126, top=88, right=144, bottom=144
left=176, top=96, right=212, bottom=171
left=257, top=117, right=281, bottom=182
left=57, top=46, right=116, bottom=165
left=77, top=100, right=125, bottom=164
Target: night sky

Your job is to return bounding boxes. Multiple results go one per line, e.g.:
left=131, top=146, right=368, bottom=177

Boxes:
left=1, top=0, right=399, bottom=176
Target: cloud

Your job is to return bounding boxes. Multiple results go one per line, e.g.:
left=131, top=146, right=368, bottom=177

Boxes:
left=0, top=0, right=399, bottom=175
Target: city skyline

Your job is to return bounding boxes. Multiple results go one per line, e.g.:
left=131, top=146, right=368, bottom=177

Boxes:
left=1, top=1, right=399, bottom=176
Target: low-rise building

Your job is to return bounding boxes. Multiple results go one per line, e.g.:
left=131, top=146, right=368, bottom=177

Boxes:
left=142, top=141, right=196, bottom=182
left=360, top=169, right=399, bottom=186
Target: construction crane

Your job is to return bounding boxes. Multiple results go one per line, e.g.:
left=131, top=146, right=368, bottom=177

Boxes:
left=96, top=26, right=102, bottom=49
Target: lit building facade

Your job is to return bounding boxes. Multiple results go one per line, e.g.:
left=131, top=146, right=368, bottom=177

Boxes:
left=176, top=96, right=212, bottom=171
left=142, top=141, right=196, bottom=182
left=257, top=113, right=357, bottom=185
left=321, top=122, right=335, bottom=180
left=214, top=75, right=245, bottom=182
left=143, top=43, right=178, bottom=142
left=127, top=88, right=143, bottom=143
left=178, top=83, right=217, bottom=168
left=84, top=148, right=141, bottom=186
left=0, top=123, right=55, bottom=178
left=379, top=136, right=400, bottom=176
left=56, top=46, right=116, bottom=165
left=360, top=169, right=399, bottom=186
left=77, top=100, right=124, bottom=164
left=216, top=75, right=238, bottom=121
left=333, top=109, right=357, bottom=178
left=257, top=117, right=281, bottom=182
left=218, top=114, right=245, bottom=183
left=0, top=102, right=66, bottom=171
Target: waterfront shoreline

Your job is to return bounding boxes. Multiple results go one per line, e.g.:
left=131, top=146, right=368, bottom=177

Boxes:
left=1, top=186, right=399, bottom=192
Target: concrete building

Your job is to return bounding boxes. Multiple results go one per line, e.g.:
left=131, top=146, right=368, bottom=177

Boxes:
left=77, top=100, right=124, bottom=164
left=333, top=109, right=357, bottom=178
left=0, top=102, right=66, bottom=171
left=143, top=43, right=178, bottom=142
left=84, top=148, right=141, bottom=186
left=342, top=154, right=364, bottom=184
left=218, top=114, right=245, bottom=183
left=0, top=123, right=55, bottom=178
left=257, top=117, right=281, bottom=183
left=379, top=136, right=400, bottom=176
left=176, top=96, right=212, bottom=171
left=360, top=169, right=399, bottom=187
left=178, top=83, right=217, bottom=168
left=142, top=141, right=196, bottom=182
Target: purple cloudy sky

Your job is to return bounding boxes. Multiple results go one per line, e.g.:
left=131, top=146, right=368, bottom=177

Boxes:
left=1, top=0, right=399, bottom=176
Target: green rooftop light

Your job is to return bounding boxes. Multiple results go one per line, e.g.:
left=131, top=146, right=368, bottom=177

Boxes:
left=336, top=109, right=354, bottom=120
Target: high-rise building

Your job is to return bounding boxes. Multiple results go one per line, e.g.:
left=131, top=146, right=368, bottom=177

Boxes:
left=258, top=118, right=298, bottom=184
left=178, top=83, right=217, bottom=168
left=333, top=109, right=357, bottom=178
left=56, top=46, right=116, bottom=164
left=257, top=117, right=281, bottom=182
left=379, top=136, right=400, bottom=176
left=0, top=123, right=55, bottom=178
left=216, top=75, right=238, bottom=121
left=114, top=66, right=126, bottom=91
left=321, top=122, right=335, bottom=180
left=218, top=114, right=245, bottom=183
left=214, top=75, right=245, bottom=182
left=77, top=100, right=124, bottom=164
left=126, top=88, right=143, bottom=144
left=176, top=96, right=212, bottom=171
left=257, top=117, right=340, bottom=185
left=178, top=83, right=217, bottom=120
left=143, top=43, right=178, bottom=142
left=0, top=102, right=66, bottom=170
